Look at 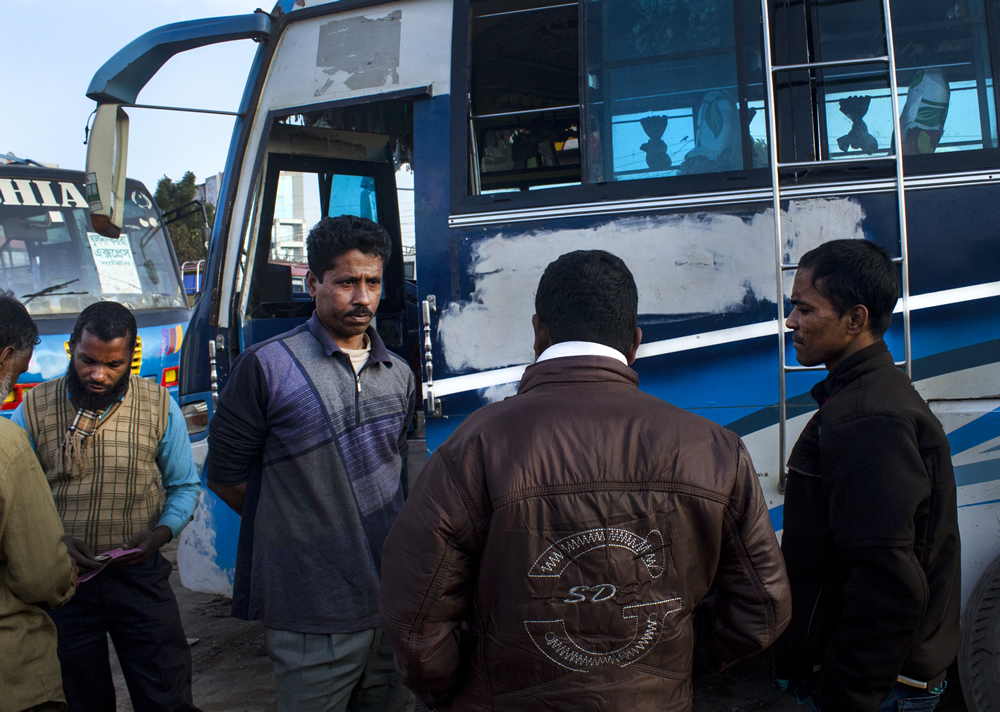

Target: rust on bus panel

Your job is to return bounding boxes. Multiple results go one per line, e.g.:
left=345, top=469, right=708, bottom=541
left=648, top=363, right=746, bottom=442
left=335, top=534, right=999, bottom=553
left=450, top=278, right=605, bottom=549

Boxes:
left=315, top=9, right=402, bottom=95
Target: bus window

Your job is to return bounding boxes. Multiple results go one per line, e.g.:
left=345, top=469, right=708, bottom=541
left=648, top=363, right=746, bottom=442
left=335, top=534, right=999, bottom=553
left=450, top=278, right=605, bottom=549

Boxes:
left=467, top=0, right=768, bottom=194
left=470, top=0, right=581, bottom=193
left=892, top=0, right=997, bottom=154
left=246, top=152, right=402, bottom=323
left=267, top=170, right=378, bottom=270
left=584, top=0, right=768, bottom=182
left=0, top=182, right=187, bottom=315
left=785, top=0, right=997, bottom=162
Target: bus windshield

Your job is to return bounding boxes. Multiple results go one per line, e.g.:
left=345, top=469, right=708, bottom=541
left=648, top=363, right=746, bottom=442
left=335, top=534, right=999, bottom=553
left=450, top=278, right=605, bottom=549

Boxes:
left=0, top=180, right=186, bottom=315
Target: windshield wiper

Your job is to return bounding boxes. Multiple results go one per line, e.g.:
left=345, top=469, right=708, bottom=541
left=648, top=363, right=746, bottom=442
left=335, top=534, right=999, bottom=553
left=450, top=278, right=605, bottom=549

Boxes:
left=21, top=278, right=87, bottom=304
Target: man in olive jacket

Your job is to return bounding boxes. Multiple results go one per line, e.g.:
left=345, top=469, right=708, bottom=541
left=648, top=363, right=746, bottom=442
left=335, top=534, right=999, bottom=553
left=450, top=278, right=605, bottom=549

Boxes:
left=0, top=293, right=76, bottom=712
left=380, top=250, right=791, bottom=711
left=774, top=239, right=960, bottom=712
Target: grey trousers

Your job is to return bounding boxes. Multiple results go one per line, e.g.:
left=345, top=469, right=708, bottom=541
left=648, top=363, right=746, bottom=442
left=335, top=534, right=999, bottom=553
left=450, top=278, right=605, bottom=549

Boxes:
left=265, top=626, right=414, bottom=712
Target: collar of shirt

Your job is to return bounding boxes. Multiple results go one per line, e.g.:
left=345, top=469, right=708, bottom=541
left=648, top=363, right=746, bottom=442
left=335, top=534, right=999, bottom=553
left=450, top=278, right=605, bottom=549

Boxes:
left=306, top=311, right=393, bottom=365
left=536, top=341, right=628, bottom=365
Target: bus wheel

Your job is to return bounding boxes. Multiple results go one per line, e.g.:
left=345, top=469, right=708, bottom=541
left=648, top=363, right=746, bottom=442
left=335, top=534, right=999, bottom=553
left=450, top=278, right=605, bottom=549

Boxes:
left=960, top=550, right=1000, bottom=712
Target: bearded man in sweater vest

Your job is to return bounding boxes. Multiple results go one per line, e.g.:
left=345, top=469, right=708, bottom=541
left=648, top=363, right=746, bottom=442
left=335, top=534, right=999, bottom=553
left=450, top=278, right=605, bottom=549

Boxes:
left=11, top=301, right=202, bottom=712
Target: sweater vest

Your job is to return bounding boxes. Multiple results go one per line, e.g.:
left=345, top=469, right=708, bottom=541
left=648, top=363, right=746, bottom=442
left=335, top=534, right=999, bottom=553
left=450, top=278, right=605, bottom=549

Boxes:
left=22, top=375, right=169, bottom=553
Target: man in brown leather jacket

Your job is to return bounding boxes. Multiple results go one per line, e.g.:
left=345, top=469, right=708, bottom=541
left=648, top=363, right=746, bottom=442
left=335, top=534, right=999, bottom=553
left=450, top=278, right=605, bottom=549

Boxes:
left=380, top=250, right=791, bottom=711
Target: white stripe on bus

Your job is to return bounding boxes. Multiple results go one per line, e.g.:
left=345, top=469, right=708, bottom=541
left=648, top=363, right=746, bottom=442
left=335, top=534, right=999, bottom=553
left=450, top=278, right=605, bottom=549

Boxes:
left=423, top=280, right=1000, bottom=399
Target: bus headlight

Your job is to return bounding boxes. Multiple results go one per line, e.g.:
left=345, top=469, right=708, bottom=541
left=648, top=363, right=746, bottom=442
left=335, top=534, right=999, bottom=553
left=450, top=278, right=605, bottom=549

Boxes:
left=181, top=400, right=208, bottom=435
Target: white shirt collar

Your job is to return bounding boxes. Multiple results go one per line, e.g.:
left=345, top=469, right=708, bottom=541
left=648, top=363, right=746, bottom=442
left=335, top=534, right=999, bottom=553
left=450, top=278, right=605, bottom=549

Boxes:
left=536, top=341, right=628, bottom=365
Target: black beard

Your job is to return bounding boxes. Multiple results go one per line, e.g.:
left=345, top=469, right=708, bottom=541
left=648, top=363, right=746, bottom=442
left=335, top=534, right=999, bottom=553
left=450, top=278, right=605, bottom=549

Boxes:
left=66, top=359, right=131, bottom=411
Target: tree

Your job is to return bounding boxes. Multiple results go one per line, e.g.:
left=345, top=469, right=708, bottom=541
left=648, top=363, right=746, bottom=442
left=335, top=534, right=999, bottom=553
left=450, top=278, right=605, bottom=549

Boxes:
left=154, top=172, right=216, bottom=265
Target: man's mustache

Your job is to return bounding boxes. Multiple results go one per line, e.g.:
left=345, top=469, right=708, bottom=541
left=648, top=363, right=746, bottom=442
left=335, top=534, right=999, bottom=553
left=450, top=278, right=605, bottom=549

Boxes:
left=346, top=308, right=374, bottom=318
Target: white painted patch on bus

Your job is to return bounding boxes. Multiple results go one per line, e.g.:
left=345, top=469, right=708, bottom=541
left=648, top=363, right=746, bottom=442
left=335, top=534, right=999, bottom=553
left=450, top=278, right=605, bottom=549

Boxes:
left=437, top=200, right=866, bottom=372
left=482, top=382, right=519, bottom=404
left=30, top=350, right=69, bottom=380
left=178, top=490, right=234, bottom=597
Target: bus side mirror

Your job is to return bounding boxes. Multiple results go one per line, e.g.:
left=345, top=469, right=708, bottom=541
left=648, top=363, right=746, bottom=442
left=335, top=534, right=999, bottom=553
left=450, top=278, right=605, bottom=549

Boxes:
left=85, top=103, right=130, bottom=238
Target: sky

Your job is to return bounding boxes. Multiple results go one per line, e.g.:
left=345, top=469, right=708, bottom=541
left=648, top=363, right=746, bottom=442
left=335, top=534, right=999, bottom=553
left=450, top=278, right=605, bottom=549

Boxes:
left=3, top=0, right=416, bottom=241
left=3, top=0, right=263, bottom=192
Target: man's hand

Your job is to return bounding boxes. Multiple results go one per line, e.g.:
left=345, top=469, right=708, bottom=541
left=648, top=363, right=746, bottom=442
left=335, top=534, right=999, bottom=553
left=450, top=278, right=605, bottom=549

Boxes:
left=63, top=537, right=104, bottom=572
left=208, top=481, right=247, bottom=515
left=113, top=526, right=173, bottom=566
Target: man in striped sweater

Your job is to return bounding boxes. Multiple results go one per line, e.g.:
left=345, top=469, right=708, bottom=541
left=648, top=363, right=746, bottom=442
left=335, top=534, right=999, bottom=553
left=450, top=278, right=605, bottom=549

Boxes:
left=207, top=216, right=416, bottom=712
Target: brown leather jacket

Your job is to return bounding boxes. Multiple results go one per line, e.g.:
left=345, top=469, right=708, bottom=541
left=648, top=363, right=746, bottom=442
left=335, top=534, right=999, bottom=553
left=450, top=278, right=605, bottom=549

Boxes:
left=380, top=356, right=791, bottom=711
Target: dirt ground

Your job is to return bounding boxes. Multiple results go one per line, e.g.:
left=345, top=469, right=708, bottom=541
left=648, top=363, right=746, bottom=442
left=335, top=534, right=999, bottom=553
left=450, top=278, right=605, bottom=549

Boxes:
left=104, top=542, right=969, bottom=712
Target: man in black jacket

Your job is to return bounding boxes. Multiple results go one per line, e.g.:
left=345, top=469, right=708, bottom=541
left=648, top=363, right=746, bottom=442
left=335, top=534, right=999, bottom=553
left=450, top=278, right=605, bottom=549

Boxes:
left=775, top=239, right=960, bottom=712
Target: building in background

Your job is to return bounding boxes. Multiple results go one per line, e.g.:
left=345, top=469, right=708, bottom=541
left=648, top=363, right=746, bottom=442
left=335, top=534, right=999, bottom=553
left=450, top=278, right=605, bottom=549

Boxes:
left=271, top=171, right=306, bottom=263
left=194, top=172, right=224, bottom=209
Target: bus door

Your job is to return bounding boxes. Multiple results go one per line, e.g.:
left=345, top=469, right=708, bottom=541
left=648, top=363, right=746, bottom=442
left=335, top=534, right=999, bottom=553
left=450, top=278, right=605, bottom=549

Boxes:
left=230, top=124, right=407, bottom=357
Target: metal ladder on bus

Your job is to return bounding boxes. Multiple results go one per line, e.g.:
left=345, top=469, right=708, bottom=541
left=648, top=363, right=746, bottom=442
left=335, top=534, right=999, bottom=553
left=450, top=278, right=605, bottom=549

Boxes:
left=759, top=0, right=913, bottom=492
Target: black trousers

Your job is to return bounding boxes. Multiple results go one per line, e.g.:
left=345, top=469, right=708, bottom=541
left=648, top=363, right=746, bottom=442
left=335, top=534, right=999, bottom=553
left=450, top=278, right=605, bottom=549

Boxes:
left=48, top=552, right=199, bottom=712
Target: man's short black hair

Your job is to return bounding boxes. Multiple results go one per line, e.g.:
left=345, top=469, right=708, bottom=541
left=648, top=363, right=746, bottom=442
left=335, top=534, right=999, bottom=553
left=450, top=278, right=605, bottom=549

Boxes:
left=70, top=301, right=138, bottom=351
left=307, top=215, right=392, bottom=279
left=0, top=290, right=40, bottom=353
left=797, top=239, right=899, bottom=338
left=535, top=250, right=638, bottom=356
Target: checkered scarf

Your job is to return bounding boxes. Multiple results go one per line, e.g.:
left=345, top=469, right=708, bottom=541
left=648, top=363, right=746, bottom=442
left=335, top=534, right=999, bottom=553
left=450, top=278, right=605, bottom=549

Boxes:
left=61, top=407, right=102, bottom=478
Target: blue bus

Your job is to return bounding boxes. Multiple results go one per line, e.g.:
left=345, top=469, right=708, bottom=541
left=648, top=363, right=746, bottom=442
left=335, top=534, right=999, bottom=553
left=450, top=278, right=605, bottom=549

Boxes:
left=0, top=163, right=190, bottom=411
left=85, top=1, right=1000, bottom=702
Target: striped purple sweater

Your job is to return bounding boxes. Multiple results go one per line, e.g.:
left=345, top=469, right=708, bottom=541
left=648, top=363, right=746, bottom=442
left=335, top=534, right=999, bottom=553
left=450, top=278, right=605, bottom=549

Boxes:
left=206, top=314, right=415, bottom=633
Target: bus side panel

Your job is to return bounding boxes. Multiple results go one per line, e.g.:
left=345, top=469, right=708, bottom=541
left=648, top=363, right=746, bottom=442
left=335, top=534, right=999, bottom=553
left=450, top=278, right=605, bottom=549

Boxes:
left=420, top=182, right=1000, bottom=610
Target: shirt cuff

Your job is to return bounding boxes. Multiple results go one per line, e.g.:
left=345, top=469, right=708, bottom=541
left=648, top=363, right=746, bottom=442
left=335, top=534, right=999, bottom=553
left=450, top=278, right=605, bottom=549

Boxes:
left=156, top=512, right=191, bottom=541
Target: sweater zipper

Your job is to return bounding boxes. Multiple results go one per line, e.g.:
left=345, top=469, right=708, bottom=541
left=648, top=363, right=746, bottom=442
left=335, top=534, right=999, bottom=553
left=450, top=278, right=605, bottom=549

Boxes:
left=354, top=370, right=361, bottom=426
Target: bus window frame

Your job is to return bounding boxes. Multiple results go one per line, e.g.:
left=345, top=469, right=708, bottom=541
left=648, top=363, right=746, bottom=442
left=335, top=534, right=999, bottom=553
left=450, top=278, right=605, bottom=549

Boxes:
left=450, top=0, right=1000, bottom=217
left=451, top=0, right=777, bottom=215
left=242, top=151, right=407, bottom=323
left=772, top=0, right=1000, bottom=175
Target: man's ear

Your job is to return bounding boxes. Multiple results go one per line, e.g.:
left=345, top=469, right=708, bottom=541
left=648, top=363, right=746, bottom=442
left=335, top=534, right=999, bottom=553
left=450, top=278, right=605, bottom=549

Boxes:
left=532, top=314, right=552, bottom=361
left=625, top=327, right=643, bottom=366
left=306, top=270, right=320, bottom=298
left=0, top=345, right=14, bottom=372
left=845, top=304, right=870, bottom=335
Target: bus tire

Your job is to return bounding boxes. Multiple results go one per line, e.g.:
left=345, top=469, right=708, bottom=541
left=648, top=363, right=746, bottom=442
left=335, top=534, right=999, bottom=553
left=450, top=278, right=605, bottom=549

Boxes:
left=960, top=550, right=1000, bottom=712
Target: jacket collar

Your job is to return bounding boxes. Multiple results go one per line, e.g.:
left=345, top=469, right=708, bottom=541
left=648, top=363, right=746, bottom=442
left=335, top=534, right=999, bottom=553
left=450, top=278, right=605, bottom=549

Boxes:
left=812, top=340, right=893, bottom=405
left=306, top=311, right=394, bottom=366
left=517, top=355, right=639, bottom=395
